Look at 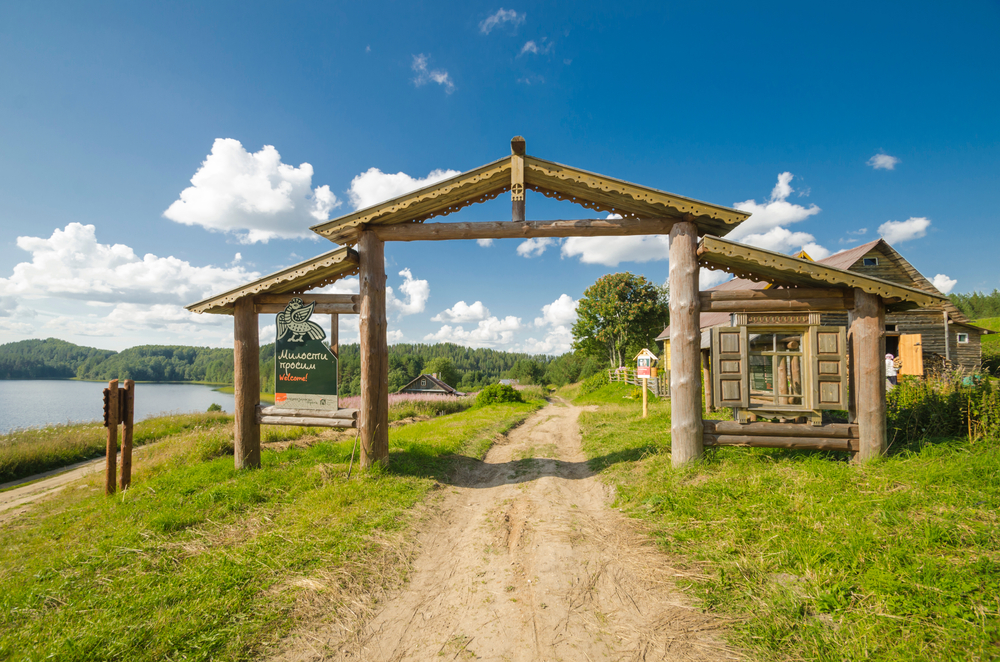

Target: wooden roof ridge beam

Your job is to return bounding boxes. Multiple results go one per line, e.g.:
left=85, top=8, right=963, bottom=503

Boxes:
left=368, top=217, right=679, bottom=242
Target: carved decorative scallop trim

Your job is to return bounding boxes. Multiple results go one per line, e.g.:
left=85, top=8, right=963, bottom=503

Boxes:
left=527, top=185, right=637, bottom=218
left=188, top=251, right=359, bottom=314
left=525, top=160, right=746, bottom=224
left=316, top=161, right=512, bottom=240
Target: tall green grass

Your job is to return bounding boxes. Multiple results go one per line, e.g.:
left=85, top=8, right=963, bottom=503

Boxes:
left=574, top=382, right=1000, bottom=661
left=0, top=395, right=544, bottom=661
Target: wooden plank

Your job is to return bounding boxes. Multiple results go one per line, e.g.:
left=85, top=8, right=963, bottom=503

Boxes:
left=511, top=137, right=525, bottom=222
left=669, top=221, right=703, bottom=466
left=702, top=349, right=713, bottom=414
left=851, top=289, right=886, bottom=462
left=234, top=297, right=261, bottom=469
left=370, top=218, right=678, bottom=242
left=255, top=293, right=358, bottom=305
left=359, top=229, right=389, bottom=468
left=119, top=380, right=135, bottom=491
left=703, top=420, right=859, bottom=438
left=255, top=302, right=358, bottom=314
left=330, top=313, right=339, bottom=359
left=105, top=379, right=118, bottom=496
left=259, top=415, right=357, bottom=428
left=700, top=297, right=852, bottom=312
left=703, top=434, right=853, bottom=452
left=258, top=406, right=357, bottom=420
left=702, top=288, right=846, bottom=300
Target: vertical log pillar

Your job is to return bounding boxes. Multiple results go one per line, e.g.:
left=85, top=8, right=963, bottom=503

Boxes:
left=119, top=379, right=135, bottom=491
left=105, top=379, right=118, bottom=495
left=669, top=221, right=703, bottom=467
left=330, top=313, right=339, bottom=358
left=511, top=136, right=526, bottom=222
left=942, top=310, right=951, bottom=366
left=850, top=289, right=886, bottom=461
left=359, top=228, right=389, bottom=468
left=234, top=296, right=261, bottom=469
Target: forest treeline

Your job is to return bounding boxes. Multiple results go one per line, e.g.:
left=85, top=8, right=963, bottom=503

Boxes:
left=0, top=338, right=604, bottom=394
left=950, top=289, right=1000, bottom=320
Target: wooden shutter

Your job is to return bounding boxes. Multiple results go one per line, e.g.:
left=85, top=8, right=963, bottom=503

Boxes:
left=810, top=326, right=847, bottom=410
left=712, top=326, right=749, bottom=409
left=899, top=334, right=923, bottom=376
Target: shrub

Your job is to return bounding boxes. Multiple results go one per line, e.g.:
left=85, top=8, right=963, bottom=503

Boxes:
left=206, top=403, right=222, bottom=412
left=887, top=371, right=1000, bottom=449
left=578, top=370, right=609, bottom=395
left=475, top=384, right=524, bottom=406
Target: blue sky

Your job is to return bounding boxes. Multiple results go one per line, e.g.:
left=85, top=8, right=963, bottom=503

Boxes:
left=1, top=0, right=997, bottom=354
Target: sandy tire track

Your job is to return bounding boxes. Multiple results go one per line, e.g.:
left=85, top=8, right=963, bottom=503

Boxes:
left=274, top=399, right=739, bottom=662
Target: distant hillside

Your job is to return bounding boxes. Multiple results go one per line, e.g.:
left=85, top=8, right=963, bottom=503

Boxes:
left=950, top=289, right=1000, bottom=319
left=0, top=338, right=116, bottom=380
left=0, top=338, right=569, bottom=393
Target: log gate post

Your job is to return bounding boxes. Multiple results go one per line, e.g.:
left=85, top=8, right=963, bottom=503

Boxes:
left=359, top=228, right=389, bottom=468
left=669, top=221, right=703, bottom=466
left=119, top=379, right=135, bottom=490
left=105, top=379, right=118, bottom=495
left=849, top=288, right=886, bottom=461
left=234, top=296, right=261, bottom=469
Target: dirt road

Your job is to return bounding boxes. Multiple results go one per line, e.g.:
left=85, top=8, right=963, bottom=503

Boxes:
left=277, top=400, right=738, bottom=661
left=0, top=457, right=106, bottom=523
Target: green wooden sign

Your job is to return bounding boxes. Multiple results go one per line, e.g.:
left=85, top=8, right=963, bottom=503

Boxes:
left=274, top=297, right=338, bottom=410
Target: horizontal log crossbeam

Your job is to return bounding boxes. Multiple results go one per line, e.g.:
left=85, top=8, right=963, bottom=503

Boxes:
left=699, top=288, right=854, bottom=312
left=254, top=293, right=360, bottom=315
left=368, top=218, right=678, bottom=242
left=702, top=420, right=859, bottom=452
left=257, top=405, right=358, bottom=429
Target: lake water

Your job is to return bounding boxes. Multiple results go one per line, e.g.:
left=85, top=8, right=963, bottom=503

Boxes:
left=0, top=381, right=237, bottom=434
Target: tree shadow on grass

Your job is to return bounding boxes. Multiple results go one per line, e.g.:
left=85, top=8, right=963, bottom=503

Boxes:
left=386, top=444, right=659, bottom=488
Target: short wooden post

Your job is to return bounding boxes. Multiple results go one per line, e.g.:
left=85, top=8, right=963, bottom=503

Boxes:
left=702, top=349, right=714, bottom=413
left=511, top=136, right=526, bottom=223
left=105, top=379, right=118, bottom=495
left=329, top=313, right=339, bottom=358
left=359, top=228, right=389, bottom=468
left=669, top=221, right=703, bottom=467
left=850, top=289, right=886, bottom=461
left=119, top=379, right=135, bottom=491
left=234, top=296, right=261, bottom=469
left=942, top=310, right=951, bottom=365
left=641, top=377, right=648, bottom=418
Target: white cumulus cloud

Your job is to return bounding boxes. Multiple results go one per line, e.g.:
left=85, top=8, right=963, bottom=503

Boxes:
left=516, top=237, right=556, bottom=257
left=432, top=300, right=491, bottom=323
left=727, top=172, right=828, bottom=257
left=561, top=235, right=671, bottom=267
left=534, top=294, right=578, bottom=327
left=387, top=268, right=429, bottom=317
left=163, top=138, right=338, bottom=243
left=348, top=166, right=460, bottom=210
left=879, top=217, right=931, bottom=244
left=476, top=238, right=494, bottom=247
left=931, top=273, right=957, bottom=294
left=0, top=223, right=258, bottom=306
left=522, top=293, right=578, bottom=355
left=424, top=316, right=522, bottom=348
left=867, top=153, right=900, bottom=170
left=699, top=267, right=733, bottom=290
left=479, top=8, right=525, bottom=34
left=411, top=54, right=455, bottom=93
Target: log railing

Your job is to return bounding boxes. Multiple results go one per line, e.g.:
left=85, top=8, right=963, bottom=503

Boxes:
left=608, top=368, right=669, bottom=398
left=702, top=419, right=859, bottom=452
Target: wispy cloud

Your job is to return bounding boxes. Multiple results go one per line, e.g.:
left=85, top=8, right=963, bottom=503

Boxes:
left=479, top=8, right=525, bottom=34
left=432, top=300, right=491, bottom=323
left=411, top=54, right=455, bottom=93
left=878, top=217, right=931, bottom=244
left=516, top=237, right=556, bottom=257
left=519, top=39, right=553, bottom=56
left=867, top=152, right=900, bottom=170
left=347, top=166, right=460, bottom=210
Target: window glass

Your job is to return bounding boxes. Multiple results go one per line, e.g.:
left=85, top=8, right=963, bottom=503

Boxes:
left=958, top=333, right=969, bottom=343
left=748, top=328, right=804, bottom=408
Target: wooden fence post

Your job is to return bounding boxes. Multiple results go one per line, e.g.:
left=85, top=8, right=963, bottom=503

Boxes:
left=359, top=228, right=389, bottom=468
left=669, top=221, right=703, bottom=467
left=119, top=380, right=134, bottom=490
left=105, top=379, right=118, bottom=495
left=234, top=296, right=261, bottom=469
left=851, top=289, right=886, bottom=461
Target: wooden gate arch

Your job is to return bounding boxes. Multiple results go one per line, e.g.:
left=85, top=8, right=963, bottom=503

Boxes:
left=187, top=136, right=944, bottom=470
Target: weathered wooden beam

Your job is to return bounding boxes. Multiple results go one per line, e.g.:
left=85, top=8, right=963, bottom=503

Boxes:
left=105, top=379, right=118, bottom=495
left=234, top=297, right=261, bottom=469
left=255, top=302, right=358, bottom=314
left=701, top=288, right=846, bottom=300
left=258, top=406, right=357, bottom=420
left=255, top=294, right=358, bottom=305
left=359, top=229, right=389, bottom=468
left=703, top=420, right=859, bottom=438
left=511, top=136, right=525, bottom=222
left=669, top=221, right=703, bottom=466
left=119, top=379, right=135, bottom=491
left=703, top=434, right=853, bottom=452
left=369, top=218, right=678, bottom=242
left=850, top=289, right=886, bottom=462
left=330, top=313, right=339, bottom=359
left=259, top=415, right=357, bottom=428
left=700, top=298, right=852, bottom=312
left=702, top=349, right=713, bottom=414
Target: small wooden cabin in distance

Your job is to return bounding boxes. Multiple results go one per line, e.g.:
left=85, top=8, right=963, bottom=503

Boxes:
left=397, top=373, right=463, bottom=397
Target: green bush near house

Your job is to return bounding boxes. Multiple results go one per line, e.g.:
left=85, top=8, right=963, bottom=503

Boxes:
left=475, top=383, right=523, bottom=406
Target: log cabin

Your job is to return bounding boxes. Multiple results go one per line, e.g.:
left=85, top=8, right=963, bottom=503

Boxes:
left=397, top=373, right=463, bottom=396
left=657, top=238, right=989, bottom=377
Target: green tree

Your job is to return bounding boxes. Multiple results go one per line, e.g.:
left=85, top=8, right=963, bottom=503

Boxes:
left=572, top=272, right=668, bottom=368
left=508, top=358, right=544, bottom=385
left=424, top=356, right=459, bottom=386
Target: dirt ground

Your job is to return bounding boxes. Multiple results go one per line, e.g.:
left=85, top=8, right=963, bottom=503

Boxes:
left=274, top=400, right=740, bottom=662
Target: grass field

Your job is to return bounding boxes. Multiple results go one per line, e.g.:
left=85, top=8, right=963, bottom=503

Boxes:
left=571, top=382, right=1000, bottom=661
left=0, top=395, right=543, bottom=661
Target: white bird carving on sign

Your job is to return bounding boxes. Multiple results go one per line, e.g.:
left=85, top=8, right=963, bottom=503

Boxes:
left=277, top=297, right=326, bottom=343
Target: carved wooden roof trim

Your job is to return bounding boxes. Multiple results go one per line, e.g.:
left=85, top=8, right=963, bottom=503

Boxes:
left=698, top=235, right=944, bottom=308
left=186, top=247, right=360, bottom=315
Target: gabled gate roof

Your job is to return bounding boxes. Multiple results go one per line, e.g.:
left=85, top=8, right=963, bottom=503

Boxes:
left=310, top=141, right=750, bottom=246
